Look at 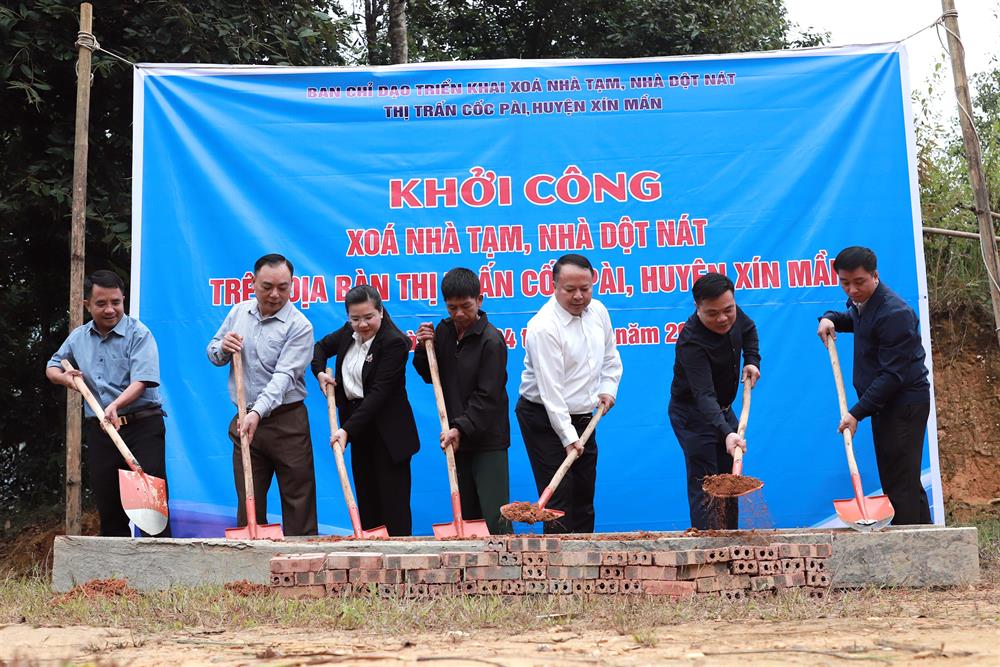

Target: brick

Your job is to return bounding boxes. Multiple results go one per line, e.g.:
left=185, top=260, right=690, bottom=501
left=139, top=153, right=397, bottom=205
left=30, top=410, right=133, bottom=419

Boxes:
left=706, top=547, right=732, bottom=563
left=779, top=558, right=805, bottom=574
left=549, top=565, right=600, bottom=579
left=384, top=554, right=441, bottom=570
left=524, top=580, right=548, bottom=595
left=406, top=568, right=462, bottom=584
left=786, top=572, right=807, bottom=587
left=620, top=580, right=643, bottom=595
left=814, top=544, right=833, bottom=558
left=751, top=573, right=805, bottom=592
left=625, top=565, right=677, bottom=581
left=548, top=579, right=573, bottom=594
left=404, top=583, right=429, bottom=598
left=325, top=583, right=349, bottom=596
left=627, top=551, right=654, bottom=566
left=477, top=580, right=503, bottom=595
left=456, top=580, right=478, bottom=595
left=521, top=565, right=547, bottom=580
left=325, top=552, right=384, bottom=570
left=580, top=580, right=597, bottom=594
left=730, top=560, right=758, bottom=575
left=377, top=583, right=401, bottom=598
left=730, top=546, right=755, bottom=561
left=720, top=589, right=746, bottom=602
left=502, top=579, right=525, bottom=595
left=600, top=565, right=624, bottom=579
left=601, top=551, right=628, bottom=566
left=806, top=572, right=831, bottom=587
left=803, top=586, right=828, bottom=600
left=642, top=580, right=697, bottom=597
left=757, top=560, right=779, bottom=575
left=274, top=553, right=326, bottom=573
left=805, top=558, right=827, bottom=572
left=270, top=574, right=286, bottom=586
left=508, top=537, right=560, bottom=552
left=349, top=568, right=402, bottom=584
left=676, top=563, right=729, bottom=580
left=521, top=552, right=549, bottom=566
left=484, top=537, right=508, bottom=552
left=754, top=546, right=779, bottom=561
left=696, top=574, right=750, bottom=593
left=440, top=551, right=499, bottom=568
left=549, top=551, right=601, bottom=566
left=273, top=572, right=294, bottom=586
left=426, top=584, right=455, bottom=598
left=277, top=585, right=325, bottom=599
left=465, top=565, right=522, bottom=580
left=323, top=569, right=349, bottom=584
left=572, top=580, right=587, bottom=595
left=747, top=589, right=776, bottom=599
left=774, top=543, right=809, bottom=558
left=270, top=556, right=294, bottom=573
left=295, top=571, right=319, bottom=585
left=498, top=552, right=522, bottom=566
left=654, top=549, right=710, bottom=566
left=592, top=579, right=619, bottom=594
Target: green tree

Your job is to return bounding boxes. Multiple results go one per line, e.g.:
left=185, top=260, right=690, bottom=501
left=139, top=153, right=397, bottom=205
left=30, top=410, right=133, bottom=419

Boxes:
left=0, top=0, right=350, bottom=524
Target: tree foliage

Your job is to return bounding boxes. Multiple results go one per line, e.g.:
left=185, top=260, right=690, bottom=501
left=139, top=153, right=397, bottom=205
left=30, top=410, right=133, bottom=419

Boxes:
left=0, top=0, right=349, bottom=524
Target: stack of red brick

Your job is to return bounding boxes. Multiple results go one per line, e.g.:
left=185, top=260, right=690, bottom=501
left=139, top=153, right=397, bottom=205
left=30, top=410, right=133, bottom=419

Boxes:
left=269, top=537, right=832, bottom=601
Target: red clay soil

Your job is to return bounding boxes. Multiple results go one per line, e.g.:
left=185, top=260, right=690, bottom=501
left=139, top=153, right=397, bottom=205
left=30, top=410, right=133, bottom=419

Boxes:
left=224, top=580, right=273, bottom=597
left=54, top=578, right=139, bottom=604
left=0, top=510, right=100, bottom=575
left=702, top=474, right=764, bottom=498
left=500, top=501, right=563, bottom=523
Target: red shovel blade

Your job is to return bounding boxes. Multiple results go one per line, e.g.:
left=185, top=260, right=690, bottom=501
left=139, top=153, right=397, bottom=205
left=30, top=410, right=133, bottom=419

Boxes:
left=360, top=525, right=390, bottom=539
left=118, top=469, right=169, bottom=536
left=432, top=518, right=490, bottom=539
left=833, top=493, right=894, bottom=532
left=224, top=522, right=285, bottom=540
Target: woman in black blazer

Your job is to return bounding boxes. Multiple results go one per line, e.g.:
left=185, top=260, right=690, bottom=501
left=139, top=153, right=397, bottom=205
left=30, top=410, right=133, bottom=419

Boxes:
left=311, top=285, right=420, bottom=536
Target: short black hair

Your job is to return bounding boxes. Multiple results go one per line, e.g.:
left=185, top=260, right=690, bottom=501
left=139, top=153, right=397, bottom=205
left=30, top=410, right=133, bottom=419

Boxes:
left=833, top=246, right=877, bottom=274
left=344, top=284, right=383, bottom=313
left=552, top=253, right=593, bottom=282
left=84, top=270, right=125, bottom=299
left=692, top=272, right=734, bottom=305
left=441, top=268, right=480, bottom=301
left=254, top=253, right=294, bottom=277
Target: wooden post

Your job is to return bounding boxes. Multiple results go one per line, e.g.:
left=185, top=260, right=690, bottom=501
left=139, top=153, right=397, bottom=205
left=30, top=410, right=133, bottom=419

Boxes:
left=66, top=2, right=94, bottom=535
left=389, top=0, right=408, bottom=64
left=942, top=0, right=1000, bottom=348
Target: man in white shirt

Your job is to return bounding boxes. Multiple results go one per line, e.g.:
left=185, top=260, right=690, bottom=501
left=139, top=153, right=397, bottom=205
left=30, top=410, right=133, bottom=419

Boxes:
left=516, top=253, right=623, bottom=533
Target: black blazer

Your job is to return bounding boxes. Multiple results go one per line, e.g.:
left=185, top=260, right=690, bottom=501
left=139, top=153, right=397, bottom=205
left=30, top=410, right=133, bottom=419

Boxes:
left=311, top=313, right=420, bottom=463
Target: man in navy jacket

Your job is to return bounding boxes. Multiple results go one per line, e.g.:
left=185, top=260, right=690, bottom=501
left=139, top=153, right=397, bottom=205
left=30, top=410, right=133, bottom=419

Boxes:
left=817, top=246, right=932, bottom=525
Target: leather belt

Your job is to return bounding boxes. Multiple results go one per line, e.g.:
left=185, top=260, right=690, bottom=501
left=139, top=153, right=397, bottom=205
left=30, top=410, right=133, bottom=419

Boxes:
left=87, top=406, right=163, bottom=426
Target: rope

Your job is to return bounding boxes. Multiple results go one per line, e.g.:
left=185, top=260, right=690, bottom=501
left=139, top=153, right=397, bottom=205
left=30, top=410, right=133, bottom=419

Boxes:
left=75, top=30, right=98, bottom=52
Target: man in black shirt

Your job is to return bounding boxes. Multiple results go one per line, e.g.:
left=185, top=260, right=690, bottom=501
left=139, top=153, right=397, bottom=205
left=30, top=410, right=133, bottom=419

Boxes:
left=413, top=267, right=512, bottom=534
left=669, top=272, right=761, bottom=530
left=817, top=246, right=931, bottom=525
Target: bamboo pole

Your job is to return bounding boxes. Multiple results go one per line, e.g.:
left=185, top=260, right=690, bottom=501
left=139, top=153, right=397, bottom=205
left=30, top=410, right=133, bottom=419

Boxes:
left=941, top=0, right=1000, bottom=348
left=66, top=2, right=94, bottom=535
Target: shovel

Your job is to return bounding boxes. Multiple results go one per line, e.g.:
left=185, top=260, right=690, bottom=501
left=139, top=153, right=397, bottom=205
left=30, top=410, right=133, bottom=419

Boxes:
left=424, top=342, right=490, bottom=538
left=501, top=406, right=605, bottom=524
left=60, top=359, right=169, bottom=535
left=225, top=352, right=284, bottom=540
left=323, top=369, right=389, bottom=539
left=702, top=378, right=764, bottom=498
left=826, top=336, right=894, bottom=532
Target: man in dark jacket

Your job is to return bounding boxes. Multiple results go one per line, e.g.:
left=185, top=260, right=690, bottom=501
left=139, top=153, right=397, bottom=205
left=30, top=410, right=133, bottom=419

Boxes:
left=817, top=246, right=932, bottom=525
left=413, top=268, right=511, bottom=534
left=669, top=272, right=760, bottom=530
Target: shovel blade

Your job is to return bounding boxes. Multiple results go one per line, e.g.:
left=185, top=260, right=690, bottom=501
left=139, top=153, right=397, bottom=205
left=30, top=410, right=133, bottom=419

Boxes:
left=118, top=469, right=169, bottom=536
left=361, top=525, right=390, bottom=539
left=833, top=493, right=894, bottom=532
left=225, top=521, right=286, bottom=541
left=432, top=518, right=490, bottom=539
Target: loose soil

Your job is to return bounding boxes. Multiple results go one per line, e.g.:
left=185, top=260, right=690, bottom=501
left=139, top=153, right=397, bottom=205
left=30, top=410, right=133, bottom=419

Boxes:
left=500, top=501, right=563, bottom=523
left=702, top=473, right=764, bottom=497
left=222, top=580, right=272, bottom=597
left=53, top=578, right=138, bottom=604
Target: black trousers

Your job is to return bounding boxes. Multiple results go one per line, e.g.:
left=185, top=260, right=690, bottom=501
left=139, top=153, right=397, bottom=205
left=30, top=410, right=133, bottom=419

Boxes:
left=515, top=397, right=598, bottom=534
left=350, top=428, right=412, bottom=536
left=84, top=413, right=171, bottom=537
left=669, top=400, right=738, bottom=530
left=229, top=402, right=318, bottom=536
left=455, top=449, right=512, bottom=535
left=871, top=401, right=932, bottom=525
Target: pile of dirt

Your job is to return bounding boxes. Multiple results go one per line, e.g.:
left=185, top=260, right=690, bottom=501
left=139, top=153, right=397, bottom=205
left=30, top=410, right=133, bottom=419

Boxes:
left=500, top=501, right=562, bottom=523
left=54, top=578, right=138, bottom=604
left=224, top=580, right=273, bottom=597
left=702, top=474, right=763, bottom=498
left=0, top=510, right=99, bottom=575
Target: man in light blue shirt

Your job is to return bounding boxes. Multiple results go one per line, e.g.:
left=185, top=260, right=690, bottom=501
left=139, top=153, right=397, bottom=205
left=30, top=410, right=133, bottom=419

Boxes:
left=46, top=270, right=170, bottom=537
left=207, top=253, right=317, bottom=535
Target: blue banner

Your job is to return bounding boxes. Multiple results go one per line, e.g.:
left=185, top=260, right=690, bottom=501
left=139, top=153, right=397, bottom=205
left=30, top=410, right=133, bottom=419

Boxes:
left=132, top=44, right=942, bottom=536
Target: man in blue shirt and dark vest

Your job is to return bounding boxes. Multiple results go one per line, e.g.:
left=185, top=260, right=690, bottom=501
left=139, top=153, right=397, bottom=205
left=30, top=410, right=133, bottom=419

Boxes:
left=817, top=246, right=932, bottom=525
left=46, top=270, right=170, bottom=537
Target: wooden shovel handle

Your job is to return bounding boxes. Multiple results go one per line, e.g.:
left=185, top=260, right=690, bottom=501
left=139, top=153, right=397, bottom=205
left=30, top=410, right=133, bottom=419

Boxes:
left=732, top=378, right=752, bottom=467
left=60, top=359, right=143, bottom=474
left=424, top=340, right=462, bottom=508
left=538, top=407, right=605, bottom=509
left=825, top=336, right=860, bottom=476
left=324, top=369, right=360, bottom=514
left=231, top=352, right=257, bottom=504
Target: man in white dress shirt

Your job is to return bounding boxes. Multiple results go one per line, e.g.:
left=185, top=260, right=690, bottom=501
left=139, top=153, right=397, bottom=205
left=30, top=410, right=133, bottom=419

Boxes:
left=516, top=253, right=623, bottom=533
